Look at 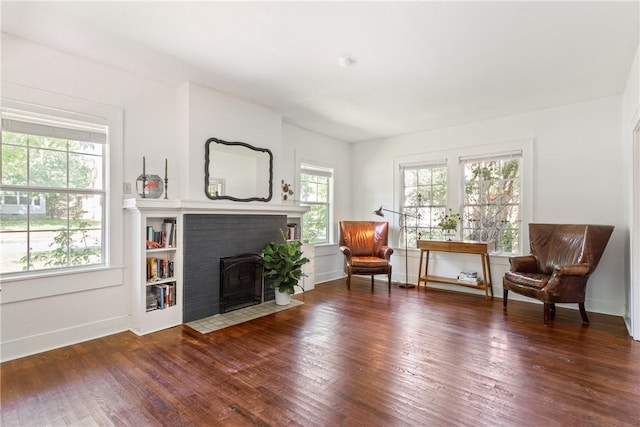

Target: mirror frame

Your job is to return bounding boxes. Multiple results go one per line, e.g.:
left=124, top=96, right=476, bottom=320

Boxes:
left=204, top=137, right=273, bottom=202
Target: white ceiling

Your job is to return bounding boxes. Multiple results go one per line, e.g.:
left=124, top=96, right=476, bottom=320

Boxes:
left=1, top=1, right=638, bottom=143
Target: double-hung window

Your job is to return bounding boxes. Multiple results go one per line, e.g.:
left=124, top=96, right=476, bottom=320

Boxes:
left=461, top=153, right=522, bottom=254
left=300, top=164, right=332, bottom=244
left=1, top=109, right=106, bottom=275
left=400, top=162, right=448, bottom=247
left=397, top=141, right=530, bottom=256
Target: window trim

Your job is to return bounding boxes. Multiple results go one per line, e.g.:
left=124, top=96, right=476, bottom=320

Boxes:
left=459, top=152, right=523, bottom=254
left=400, top=161, right=448, bottom=243
left=394, top=138, right=534, bottom=256
left=298, top=161, right=334, bottom=245
left=1, top=83, right=124, bottom=299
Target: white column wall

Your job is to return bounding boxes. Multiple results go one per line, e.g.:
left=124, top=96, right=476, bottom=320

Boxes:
left=622, top=45, right=640, bottom=339
left=177, top=82, right=283, bottom=202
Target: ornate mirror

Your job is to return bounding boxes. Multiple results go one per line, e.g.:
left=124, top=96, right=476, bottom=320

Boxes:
left=204, top=137, right=273, bottom=202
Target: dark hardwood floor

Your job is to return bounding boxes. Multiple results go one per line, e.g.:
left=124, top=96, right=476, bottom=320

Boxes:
left=2, top=278, right=639, bottom=426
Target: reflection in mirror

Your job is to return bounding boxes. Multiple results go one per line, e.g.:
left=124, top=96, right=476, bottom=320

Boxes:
left=205, top=138, right=273, bottom=202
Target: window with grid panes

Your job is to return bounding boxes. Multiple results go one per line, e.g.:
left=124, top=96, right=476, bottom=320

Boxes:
left=461, top=154, right=521, bottom=254
left=401, top=163, right=448, bottom=248
left=300, top=164, right=332, bottom=244
left=1, top=109, right=106, bottom=275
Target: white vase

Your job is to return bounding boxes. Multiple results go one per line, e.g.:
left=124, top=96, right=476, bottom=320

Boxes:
left=274, top=289, right=291, bottom=306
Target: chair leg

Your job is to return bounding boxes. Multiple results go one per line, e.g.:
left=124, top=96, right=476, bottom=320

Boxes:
left=388, top=271, right=391, bottom=292
left=549, top=303, right=556, bottom=320
left=579, top=303, right=590, bottom=325
left=371, top=275, right=375, bottom=292
left=503, top=289, right=508, bottom=308
left=346, top=272, right=351, bottom=290
left=543, top=303, right=551, bottom=326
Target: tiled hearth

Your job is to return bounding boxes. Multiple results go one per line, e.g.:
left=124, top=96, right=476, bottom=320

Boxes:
left=186, top=299, right=304, bottom=334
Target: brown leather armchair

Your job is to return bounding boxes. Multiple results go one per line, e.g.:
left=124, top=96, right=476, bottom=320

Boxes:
left=339, top=221, right=394, bottom=291
left=503, top=223, right=614, bottom=325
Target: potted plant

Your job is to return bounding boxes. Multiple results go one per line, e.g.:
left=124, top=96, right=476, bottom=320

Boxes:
left=436, top=208, right=462, bottom=240
left=262, top=231, right=310, bottom=306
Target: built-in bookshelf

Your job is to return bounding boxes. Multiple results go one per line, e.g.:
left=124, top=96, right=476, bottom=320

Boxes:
left=145, top=217, right=178, bottom=312
left=286, top=220, right=301, bottom=241
left=125, top=202, right=182, bottom=335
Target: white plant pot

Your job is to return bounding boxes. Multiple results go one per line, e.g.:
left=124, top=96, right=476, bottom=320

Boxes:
left=274, top=289, right=291, bottom=306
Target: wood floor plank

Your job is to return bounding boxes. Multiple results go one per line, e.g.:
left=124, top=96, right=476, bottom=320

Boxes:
left=2, top=277, right=639, bottom=426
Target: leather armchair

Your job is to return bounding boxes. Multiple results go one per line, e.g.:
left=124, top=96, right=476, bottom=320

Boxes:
left=339, top=221, right=394, bottom=291
left=503, top=223, right=614, bottom=325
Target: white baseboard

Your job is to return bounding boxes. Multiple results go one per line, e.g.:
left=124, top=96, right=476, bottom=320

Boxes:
left=1, top=315, right=130, bottom=362
left=313, top=270, right=344, bottom=285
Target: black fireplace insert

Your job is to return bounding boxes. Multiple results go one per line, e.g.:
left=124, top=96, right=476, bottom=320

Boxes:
left=219, top=253, right=263, bottom=313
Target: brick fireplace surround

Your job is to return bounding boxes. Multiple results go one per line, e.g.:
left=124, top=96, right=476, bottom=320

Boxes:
left=183, top=213, right=286, bottom=322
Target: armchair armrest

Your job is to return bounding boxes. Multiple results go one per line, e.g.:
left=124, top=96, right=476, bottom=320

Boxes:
left=339, top=246, right=352, bottom=261
left=376, top=245, right=394, bottom=260
left=553, top=263, right=590, bottom=276
left=509, top=255, right=538, bottom=273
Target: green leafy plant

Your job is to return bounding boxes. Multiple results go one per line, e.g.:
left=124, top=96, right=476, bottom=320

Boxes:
left=19, top=205, right=99, bottom=270
left=262, top=230, right=310, bottom=295
left=436, top=208, right=461, bottom=231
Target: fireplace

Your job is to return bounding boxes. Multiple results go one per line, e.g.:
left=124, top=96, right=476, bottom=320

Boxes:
left=182, top=214, right=287, bottom=322
left=219, top=253, right=263, bottom=313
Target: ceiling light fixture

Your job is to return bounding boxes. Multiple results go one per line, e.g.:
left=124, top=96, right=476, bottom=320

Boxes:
left=338, top=55, right=358, bottom=67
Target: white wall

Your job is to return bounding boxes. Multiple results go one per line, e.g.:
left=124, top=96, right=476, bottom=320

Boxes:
left=352, top=96, right=627, bottom=316
left=282, top=123, right=351, bottom=283
left=177, top=82, right=282, bottom=202
left=622, top=45, right=640, bottom=338
left=0, top=34, right=180, bottom=361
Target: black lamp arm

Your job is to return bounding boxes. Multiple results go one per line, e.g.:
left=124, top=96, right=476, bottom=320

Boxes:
left=374, top=206, right=417, bottom=218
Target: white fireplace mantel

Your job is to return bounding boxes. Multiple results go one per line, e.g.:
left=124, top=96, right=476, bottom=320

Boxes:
left=123, top=198, right=309, bottom=217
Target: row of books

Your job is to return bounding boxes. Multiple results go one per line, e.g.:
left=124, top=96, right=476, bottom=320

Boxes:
left=146, top=283, right=177, bottom=311
left=286, top=223, right=299, bottom=241
left=146, top=257, right=174, bottom=281
left=146, top=218, right=177, bottom=249
left=457, top=271, right=482, bottom=284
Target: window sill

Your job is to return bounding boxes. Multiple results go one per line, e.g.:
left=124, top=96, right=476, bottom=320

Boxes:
left=308, top=242, right=336, bottom=248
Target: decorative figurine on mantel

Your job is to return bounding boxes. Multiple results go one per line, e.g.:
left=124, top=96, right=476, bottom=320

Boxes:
left=281, top=180, right=294, bottom=201
left=136, top=156, right=165, bottom=199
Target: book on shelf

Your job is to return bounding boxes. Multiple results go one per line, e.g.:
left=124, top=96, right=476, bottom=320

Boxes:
left=145, top=218, right=178, bottom=249
left=286, top=223, right=298, bottom=241
left=459, top=271, right=478, bottom=278
left=457, top=271, right=481, bottom=284
left=163, top=218, right=177, bottom=248
left=147, top=257, right=158, bottom=280
left=146, top=227, right=166, bottom=248
left=146, top=257, right=174, bottom=281
left=146, top=288, right=158, bottom=311
left=151, top=285, right=165, bottom=309
left=150, top=283, right=177, bottom=310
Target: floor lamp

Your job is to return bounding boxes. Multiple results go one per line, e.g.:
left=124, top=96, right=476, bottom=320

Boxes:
left=373, top=206, right=416, bottom=288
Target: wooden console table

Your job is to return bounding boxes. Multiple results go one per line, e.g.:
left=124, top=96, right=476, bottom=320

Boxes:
left=417, top=240, right=494, bottom=299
